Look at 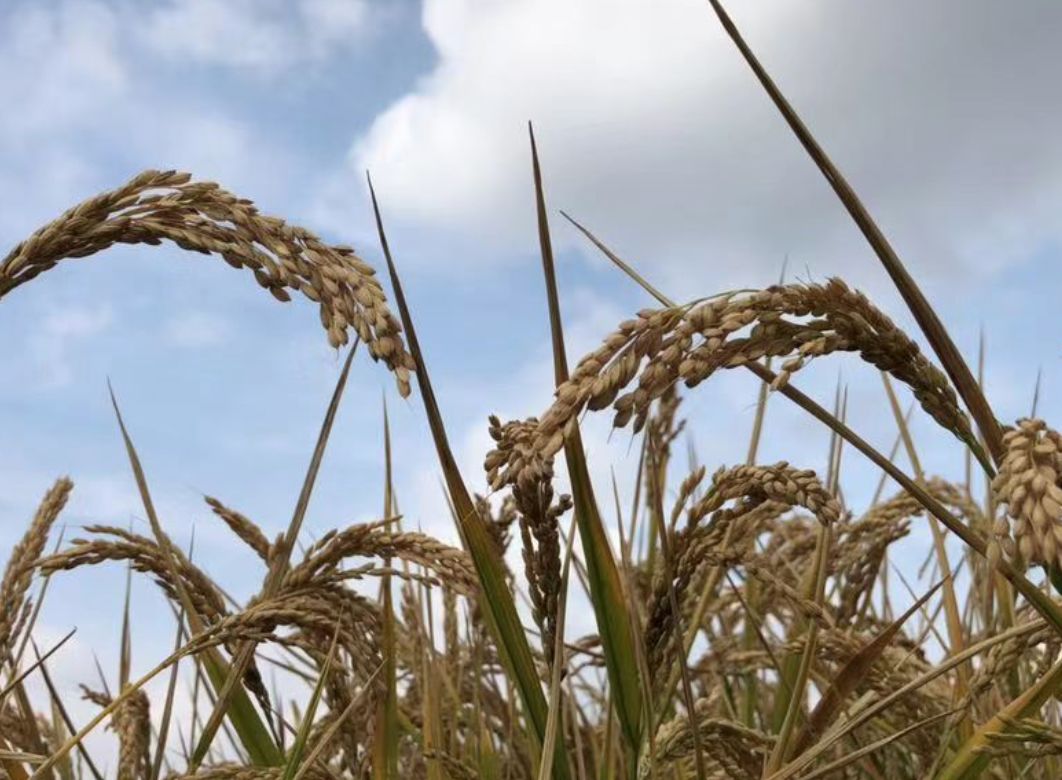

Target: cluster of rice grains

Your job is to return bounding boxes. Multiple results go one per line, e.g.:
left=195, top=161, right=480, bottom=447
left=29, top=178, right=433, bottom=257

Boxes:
left=0, top=170, right=415, bottom=396
left=5, top=171, right=1062, bottom=780
left=487, top=280, right=974, bottom=485
left=991, top=419, right=1062, bottom=570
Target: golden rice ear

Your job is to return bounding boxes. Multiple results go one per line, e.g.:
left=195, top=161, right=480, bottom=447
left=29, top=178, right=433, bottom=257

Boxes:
left=705, top=0, right=1003, bottom=465
left=496, top=280, right=976, bottom=491
left=0, top=478, right=72, bottom=663
left=0, top=170, right=414, bottom=396
left=992, top=420, right=1062, bottom=571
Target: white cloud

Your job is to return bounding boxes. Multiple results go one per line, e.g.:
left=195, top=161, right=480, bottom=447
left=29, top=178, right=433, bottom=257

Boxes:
left=347, top=0, right=1062, bottom=293
left=142, top=0, right=371, bottom=73
left=0, top=1, right=130, bottom=228
left=300, top=0, right=370, bottom=47
left=44, top=304, right=113, bottom=340
left=0, top=0, right=307, bottom=241
left=30, top=303, right=113, bottom=388
left=164, top=310, right=230, bottom=347
left=0, top=0, right=126, bottom=139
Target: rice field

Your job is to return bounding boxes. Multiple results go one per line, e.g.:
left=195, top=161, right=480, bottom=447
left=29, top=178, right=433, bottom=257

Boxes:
left=3, top=3, right=1061, bottom=779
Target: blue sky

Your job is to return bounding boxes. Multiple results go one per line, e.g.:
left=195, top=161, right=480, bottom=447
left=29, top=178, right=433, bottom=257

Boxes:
left=3, top=0, right=1062, bottom=763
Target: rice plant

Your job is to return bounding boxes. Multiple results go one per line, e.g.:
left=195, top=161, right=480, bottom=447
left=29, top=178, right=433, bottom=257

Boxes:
left=3, top=3, right=1061, bottom=779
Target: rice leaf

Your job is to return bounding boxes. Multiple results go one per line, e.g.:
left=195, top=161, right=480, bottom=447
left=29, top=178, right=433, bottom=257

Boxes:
left=108, top=384, right=281, bottom=767
left=530, top=126, right=645, bottom=761
left=29, top=641, right=105, bottom=780
left=151, top=604, right=186, bottom=780
left=791, top=578, right=946, bottom=756
left=797, top=710, right=956, bottom=780
left=703, top=0, right=1003, bottom=467
left=291, top=663, right=385, bottom=780
left=367, top=172, right=570, bottom=780
left=372, top=399, right=400, bottom=780
left=281, top=622, right=341, bottom=780
left=936, top=656, right=1062, bottom=780
left=765, top=523, right=831, bottom=772
left=31, top=627, right=223, bottom=779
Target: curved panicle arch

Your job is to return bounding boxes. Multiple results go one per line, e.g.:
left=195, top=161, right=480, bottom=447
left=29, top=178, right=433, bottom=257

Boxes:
left=0, top=169, right=415, bottom=396
left=488, top=278, right=974, bottom=490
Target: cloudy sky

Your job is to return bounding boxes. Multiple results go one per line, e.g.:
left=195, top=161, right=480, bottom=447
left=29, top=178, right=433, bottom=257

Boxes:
left=3, top=0, right=1062, bottom=764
